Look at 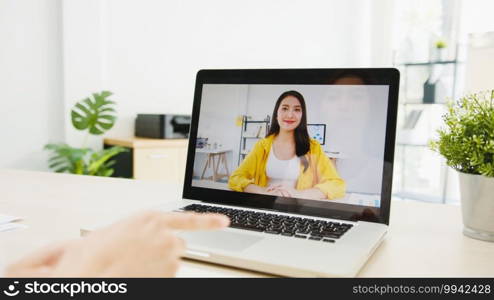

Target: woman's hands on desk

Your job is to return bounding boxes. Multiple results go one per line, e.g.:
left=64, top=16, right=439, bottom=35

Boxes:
left=5, top=211, right=229, bottom=277
left=266, top=184, right=294, bottom=197
left=266, top=184, right=326, bottom=200
left=246, top=183, right=326, bottom=200
left=245, top=183, right=299, bottom=197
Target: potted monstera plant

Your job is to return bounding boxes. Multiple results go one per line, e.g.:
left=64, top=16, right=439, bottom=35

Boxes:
left=430, top=90, right=494, bottom=242
left=45, top=91, right=126, bottom=176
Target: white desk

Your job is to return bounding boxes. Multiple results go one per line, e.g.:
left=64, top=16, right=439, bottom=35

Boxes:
left=1, top=169, right=494, bottom=277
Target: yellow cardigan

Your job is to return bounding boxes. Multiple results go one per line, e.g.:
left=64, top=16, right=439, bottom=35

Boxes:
left=228, top=134, right=346, bottom=199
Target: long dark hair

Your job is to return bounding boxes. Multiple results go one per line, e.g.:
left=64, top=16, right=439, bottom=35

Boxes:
left=267, top=90, right=310, bottom=171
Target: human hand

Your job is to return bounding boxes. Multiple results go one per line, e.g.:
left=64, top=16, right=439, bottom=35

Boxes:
left=265, top=184, right=296, bottom=197
left=5, top=240, right=76, bottom=277
left=5, top=211, right=229, bottom=277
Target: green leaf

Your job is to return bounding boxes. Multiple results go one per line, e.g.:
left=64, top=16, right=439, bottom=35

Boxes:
left=99, top=168, right=114, bottom=177
left=54, top=166, right=69, bottom=173
left=49, top=160, right=66, bottom=169
left=98, top=122, right=114, bottom=130
left=89, top=126, right=104, bottom=135
left=44, top=143, right=61, bottom=151
left=74, top=160, right=85, bottom=174
left=48, top=155, right=63, bottom=162
left=83, top=97, right=96, bottom=110
left=44, top=143, right=93, bottom=174
left=104, top=160, right=116, bottom=168
left=71, top=91, right=117, bottom=135
left=100, top=90, right=112, bottom=98
left=99, top=108, right=116, bottom=114
left=98, top=115, right=116, bottom=121
left=75, top=102, right=92, bottom=117
left=87, top=146, right=127, bottom=175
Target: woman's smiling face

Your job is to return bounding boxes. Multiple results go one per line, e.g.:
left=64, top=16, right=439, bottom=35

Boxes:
left=277, top=95, right=303, bottom=131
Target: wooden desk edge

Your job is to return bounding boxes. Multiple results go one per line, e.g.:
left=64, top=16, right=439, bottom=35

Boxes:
left=104, top=137, right=188, bottom=148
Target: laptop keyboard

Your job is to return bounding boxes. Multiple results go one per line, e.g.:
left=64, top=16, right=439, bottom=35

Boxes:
left=182, top=204, right=353, bottom=243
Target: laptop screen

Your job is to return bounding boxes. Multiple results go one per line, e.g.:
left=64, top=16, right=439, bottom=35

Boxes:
left=184, top=69, right=399, bottom=224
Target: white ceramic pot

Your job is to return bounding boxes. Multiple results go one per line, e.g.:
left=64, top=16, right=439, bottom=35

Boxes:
left=458, top=172, right=494, bottom=242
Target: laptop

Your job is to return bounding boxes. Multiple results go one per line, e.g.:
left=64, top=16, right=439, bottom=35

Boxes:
left=162, top=68, right=399, bottom=277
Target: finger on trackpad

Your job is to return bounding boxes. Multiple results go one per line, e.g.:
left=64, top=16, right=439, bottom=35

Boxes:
left=179, top=230, right=263, bottom=252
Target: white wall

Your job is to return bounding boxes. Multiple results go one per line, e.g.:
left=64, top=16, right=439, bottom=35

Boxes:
left=62, top=0, right=109, bottom=149
left=62, top=0, right=395, bottom=150
left=0, top=0, right=64, bottom=170
left=1, top=0, right=397, bottom=171
left=465, top=32, right=494, bottom=92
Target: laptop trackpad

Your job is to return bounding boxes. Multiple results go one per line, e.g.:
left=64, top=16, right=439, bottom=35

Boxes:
left=179, top=230, right=263, bottom=252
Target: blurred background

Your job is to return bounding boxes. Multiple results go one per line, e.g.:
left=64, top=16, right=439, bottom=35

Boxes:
left=1, top=0, right=493, bottom=205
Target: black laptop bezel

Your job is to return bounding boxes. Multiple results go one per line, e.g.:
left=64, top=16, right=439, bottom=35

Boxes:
left=182, top=68, right=399, bottom=225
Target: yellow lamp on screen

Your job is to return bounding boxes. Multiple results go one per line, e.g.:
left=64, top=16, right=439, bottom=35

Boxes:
left=235, top=115, right=243, bottom=127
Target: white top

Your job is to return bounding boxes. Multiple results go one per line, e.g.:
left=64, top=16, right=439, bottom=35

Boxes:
left=265, top=149, right=300, bottom=187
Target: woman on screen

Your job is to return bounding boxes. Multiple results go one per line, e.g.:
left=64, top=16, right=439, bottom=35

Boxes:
left=228, top=90, right=345, bottom=200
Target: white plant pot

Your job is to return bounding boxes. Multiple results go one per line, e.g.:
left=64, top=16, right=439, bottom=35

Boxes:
left=458, top=172, right=494, bottom=242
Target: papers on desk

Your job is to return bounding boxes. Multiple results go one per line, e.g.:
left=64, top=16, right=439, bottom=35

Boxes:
left=0, top=214, right=27, bottom=232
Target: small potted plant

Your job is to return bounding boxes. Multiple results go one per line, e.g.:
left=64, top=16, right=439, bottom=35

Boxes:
left=433, top=39, right=447, bottom=61
left=45, top=91, right=127, bottom=176
left=430, top=90, right=494, bottom=242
